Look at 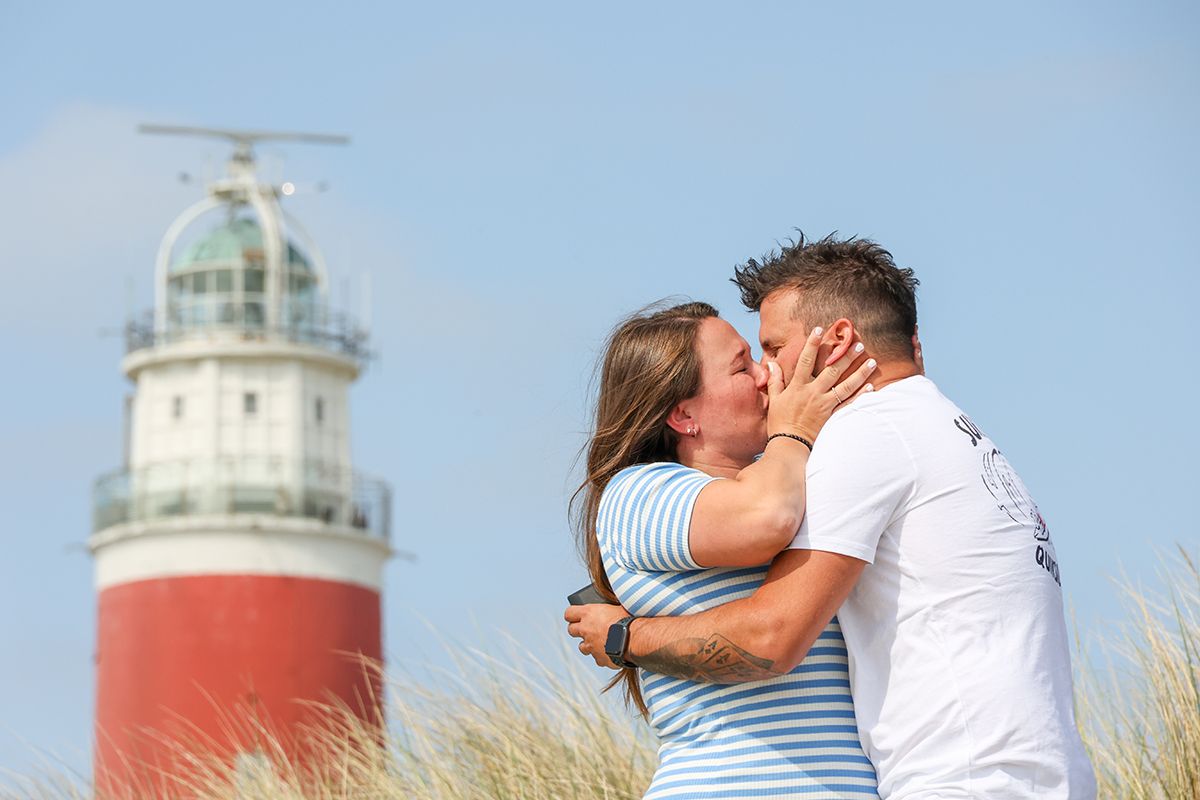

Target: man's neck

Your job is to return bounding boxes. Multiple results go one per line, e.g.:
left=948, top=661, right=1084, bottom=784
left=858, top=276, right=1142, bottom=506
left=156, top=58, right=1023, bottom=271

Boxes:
left=865, top=358, right=922, bottom=393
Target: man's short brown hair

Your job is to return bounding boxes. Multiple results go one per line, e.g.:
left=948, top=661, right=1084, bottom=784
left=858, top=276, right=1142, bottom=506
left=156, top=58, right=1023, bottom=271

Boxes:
left=732, top=231, right=920, bottom=359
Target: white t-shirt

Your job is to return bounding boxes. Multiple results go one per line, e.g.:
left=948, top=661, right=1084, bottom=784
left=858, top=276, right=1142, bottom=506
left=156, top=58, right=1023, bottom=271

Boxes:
left=789, top=375, right=1095, bottom=800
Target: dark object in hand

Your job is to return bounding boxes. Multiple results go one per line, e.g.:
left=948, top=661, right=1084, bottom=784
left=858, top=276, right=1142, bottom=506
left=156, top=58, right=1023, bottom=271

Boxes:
left=567, top=583, right=615, bottom=606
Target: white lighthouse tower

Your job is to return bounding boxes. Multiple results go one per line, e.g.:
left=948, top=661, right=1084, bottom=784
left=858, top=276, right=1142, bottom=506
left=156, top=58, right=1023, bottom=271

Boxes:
left=90, top=127, right=390, bottom=794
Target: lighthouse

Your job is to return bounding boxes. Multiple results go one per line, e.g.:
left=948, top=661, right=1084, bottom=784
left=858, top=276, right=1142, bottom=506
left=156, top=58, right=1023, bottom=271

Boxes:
left=89, top=127, right=390, bottom=793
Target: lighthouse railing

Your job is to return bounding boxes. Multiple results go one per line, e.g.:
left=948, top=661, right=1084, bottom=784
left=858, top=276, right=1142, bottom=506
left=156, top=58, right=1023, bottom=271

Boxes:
left=92, top=458, right=391, bottom=541
left=123, top=307, right=370, bottom=362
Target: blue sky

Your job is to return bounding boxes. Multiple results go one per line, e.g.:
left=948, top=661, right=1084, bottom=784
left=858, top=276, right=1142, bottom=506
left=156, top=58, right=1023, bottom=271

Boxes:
left=1, top=0, right=1197, bottom=782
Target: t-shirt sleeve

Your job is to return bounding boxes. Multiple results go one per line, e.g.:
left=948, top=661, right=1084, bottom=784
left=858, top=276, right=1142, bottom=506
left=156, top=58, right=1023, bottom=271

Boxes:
left=598, top=463, right=718, bottom=572
left=788, top=407, right=916, bottom=564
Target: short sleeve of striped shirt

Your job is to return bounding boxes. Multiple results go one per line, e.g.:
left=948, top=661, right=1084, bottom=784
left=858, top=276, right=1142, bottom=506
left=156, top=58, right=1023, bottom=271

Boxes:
left=597, top=462, right=718, bottom=572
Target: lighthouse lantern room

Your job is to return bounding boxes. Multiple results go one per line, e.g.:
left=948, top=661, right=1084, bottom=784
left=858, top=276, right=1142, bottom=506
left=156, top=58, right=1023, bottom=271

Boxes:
left=89, top=126, right=390, bottom=793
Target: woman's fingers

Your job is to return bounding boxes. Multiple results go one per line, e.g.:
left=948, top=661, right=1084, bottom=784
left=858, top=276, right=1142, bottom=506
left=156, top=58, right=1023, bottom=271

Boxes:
left=767, top=331, right=878, bottom=444
left=790, top=327, right=824, bottom=385
left=847, top=380, right=876, bottom=403
left=832, top=357, right=878, bottom=404
left=765, top=360, right=783, bottom=399
left=812, top=341, right=866, bottom=392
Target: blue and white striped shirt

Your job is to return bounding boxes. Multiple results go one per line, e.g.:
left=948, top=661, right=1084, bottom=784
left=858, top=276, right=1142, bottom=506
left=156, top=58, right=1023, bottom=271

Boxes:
left=598, top=462, right=879, bottom=799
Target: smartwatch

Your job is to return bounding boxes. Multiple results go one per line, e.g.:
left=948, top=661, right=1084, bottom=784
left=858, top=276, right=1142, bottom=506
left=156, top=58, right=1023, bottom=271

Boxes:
left=604, top=615, right=638, bottom=669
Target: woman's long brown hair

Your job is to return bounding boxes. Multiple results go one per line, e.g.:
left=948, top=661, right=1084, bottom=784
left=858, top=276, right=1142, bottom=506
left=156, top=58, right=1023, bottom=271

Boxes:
left=571, top=301, right=717, bottom=715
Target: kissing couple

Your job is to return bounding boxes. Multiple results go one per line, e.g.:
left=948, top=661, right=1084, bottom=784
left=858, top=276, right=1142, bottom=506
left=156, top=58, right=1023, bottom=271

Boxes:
left=565, top=232, right=1096, bottom=799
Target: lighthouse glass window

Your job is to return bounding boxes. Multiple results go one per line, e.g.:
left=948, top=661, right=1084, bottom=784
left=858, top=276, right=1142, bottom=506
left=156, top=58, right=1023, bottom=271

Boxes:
left=285, top=272, right=316, bottom=330
left=244, top=268, right=265, bottom=293
left=164, top=262, right=323, bottom=339
left=166, top=265, right=274, bottom=333
left=242, top=268, right=266, bottom=330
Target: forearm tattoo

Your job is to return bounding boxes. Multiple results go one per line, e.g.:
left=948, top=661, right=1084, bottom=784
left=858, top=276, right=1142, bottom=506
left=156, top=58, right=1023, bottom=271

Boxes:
left=635, top=634, right=780, bottom=684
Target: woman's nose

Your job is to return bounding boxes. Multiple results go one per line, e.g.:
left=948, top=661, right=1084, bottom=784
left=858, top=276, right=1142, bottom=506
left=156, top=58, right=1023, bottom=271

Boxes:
left=753, top=360, right=769, bottom=390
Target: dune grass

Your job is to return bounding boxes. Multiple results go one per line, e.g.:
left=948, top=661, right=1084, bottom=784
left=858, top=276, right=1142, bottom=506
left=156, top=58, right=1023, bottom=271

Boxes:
left=3, top=640, right=657, bottom=800
left=1074, top=548, right=1200, bottom=799
left=3, top=551, right=1198, bottom=799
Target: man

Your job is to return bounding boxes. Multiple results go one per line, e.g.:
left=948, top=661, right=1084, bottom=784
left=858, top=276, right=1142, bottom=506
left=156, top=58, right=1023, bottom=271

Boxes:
left=566, top=233, right=1096, bottom=798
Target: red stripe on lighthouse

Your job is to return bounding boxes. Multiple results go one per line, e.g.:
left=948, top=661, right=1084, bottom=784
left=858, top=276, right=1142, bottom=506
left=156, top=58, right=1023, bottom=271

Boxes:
left=94, top=573, right=381, bottom=795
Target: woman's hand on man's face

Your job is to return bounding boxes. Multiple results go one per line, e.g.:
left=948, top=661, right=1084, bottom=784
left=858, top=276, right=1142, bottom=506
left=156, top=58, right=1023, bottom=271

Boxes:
left=564, top=602, right=630, bottom=669
left=764, top=325, right=877, bottom=443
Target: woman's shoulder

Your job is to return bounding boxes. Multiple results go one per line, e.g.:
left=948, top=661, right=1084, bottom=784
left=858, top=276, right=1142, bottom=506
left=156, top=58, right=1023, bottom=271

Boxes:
left=598, top=462, right=716, bottom=570
left=604, top=461, right=708, bottom=498
left=598, top=462, right=716, bottom=528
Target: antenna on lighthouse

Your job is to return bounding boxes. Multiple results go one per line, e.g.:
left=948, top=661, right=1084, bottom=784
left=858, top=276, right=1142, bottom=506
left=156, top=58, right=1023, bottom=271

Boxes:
left=137, top=125, right=348, bottom=189
left=138, top=124, right=350, bottom=153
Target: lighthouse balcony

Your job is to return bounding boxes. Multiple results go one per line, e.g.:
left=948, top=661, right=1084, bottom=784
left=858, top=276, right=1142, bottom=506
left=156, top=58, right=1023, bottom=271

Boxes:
left=123, top=307, right=369, bottom=362
left=92, top=457, right=391, bottom=541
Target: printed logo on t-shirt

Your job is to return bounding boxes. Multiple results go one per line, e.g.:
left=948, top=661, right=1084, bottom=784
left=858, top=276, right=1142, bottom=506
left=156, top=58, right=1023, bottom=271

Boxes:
left=954, top=414, right=984, bottom=446
left=981, top=447, right=1049, bottom=542
left=954, top=414, right=1061, bottom=587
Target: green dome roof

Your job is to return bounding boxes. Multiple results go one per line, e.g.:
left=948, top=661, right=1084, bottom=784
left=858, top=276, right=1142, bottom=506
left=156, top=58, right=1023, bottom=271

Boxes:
left=173, top=217, right=312, bottom=273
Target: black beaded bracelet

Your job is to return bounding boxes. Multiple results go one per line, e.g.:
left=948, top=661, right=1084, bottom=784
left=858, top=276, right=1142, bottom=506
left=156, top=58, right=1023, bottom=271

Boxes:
left=767, top=432, right=814, bottom=451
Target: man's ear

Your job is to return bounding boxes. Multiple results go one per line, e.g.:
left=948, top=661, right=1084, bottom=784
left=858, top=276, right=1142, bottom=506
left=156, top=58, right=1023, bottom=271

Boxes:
left=665, top=402, right=694, bottom=437
left=822, top=318, right=859, bottom=366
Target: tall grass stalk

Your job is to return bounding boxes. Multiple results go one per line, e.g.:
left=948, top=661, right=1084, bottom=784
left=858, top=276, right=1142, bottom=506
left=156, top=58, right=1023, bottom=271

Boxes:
left=1075, top=548, right=1200, bottom=799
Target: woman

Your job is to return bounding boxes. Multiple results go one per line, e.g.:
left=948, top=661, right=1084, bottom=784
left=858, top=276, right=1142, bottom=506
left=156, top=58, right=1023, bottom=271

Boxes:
left=572, top=301, right=878, bottom=799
